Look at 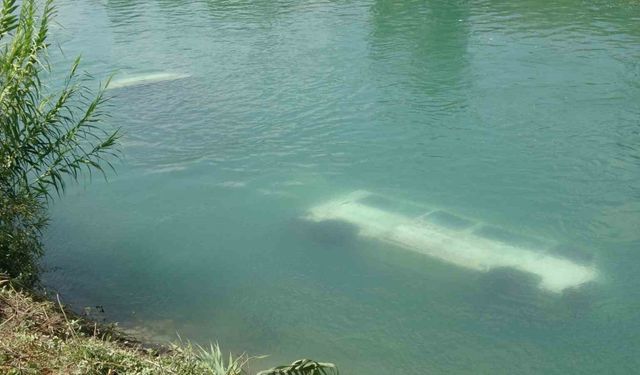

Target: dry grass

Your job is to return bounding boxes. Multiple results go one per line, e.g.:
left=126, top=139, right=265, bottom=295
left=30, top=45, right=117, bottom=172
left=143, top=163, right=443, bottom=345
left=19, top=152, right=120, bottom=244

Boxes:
left=0, top=280, right=241, bottom=375
left=0, top=279, right=336, bottom=375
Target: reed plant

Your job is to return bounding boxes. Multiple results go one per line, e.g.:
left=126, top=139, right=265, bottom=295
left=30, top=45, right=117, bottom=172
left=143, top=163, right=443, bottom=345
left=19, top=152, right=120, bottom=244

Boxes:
left=0, top=2, right=338, bottom=373
left=0, top=0, right=119, bottom=285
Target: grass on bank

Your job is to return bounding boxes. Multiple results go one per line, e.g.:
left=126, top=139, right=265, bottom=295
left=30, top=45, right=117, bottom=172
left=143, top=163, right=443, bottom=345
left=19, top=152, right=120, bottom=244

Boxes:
left=0, top=1, right=338, bottom=373
left=0, top=280, right=247, bottom=375
left=0, top=279, right=338, bottom=375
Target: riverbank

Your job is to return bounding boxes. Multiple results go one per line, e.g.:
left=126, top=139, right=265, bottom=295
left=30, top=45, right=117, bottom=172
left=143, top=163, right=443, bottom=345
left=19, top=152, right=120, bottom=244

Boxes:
left=0, top=280, right=245, bottom=374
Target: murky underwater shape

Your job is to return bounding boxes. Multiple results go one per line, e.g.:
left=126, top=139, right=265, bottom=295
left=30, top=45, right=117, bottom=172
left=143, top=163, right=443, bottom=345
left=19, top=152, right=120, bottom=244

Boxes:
left=43, top=0, right=640, bottom=373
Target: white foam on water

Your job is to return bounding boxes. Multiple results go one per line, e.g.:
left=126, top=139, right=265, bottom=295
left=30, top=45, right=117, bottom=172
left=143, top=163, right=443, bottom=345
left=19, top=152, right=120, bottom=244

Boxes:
left=107, top=72, right=191, bottom=90
left=306, top=190, right=597, bottom=293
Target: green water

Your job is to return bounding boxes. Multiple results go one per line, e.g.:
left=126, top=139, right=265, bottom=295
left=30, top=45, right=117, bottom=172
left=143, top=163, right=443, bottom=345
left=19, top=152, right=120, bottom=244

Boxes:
left=42, top=0, right=640, bottom=373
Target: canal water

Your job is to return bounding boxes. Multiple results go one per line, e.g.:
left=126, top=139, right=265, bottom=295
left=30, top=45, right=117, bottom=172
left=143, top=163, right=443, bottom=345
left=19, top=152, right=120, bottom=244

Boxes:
left=43, top=0, right=640, bottom=373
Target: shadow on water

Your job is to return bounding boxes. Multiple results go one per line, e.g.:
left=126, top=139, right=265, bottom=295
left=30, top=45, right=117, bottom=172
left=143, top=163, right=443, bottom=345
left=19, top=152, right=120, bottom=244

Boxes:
left=361, top=0, right=474, bottom=195
left=369, top=0, right=471, bottom=104
left=469, top=266, right=600, bottom=330
left=471, top=267, right=543, bottom=318
left=471, top=0, right=640, bottom=38
left=290, top=218, right=360, bottom=248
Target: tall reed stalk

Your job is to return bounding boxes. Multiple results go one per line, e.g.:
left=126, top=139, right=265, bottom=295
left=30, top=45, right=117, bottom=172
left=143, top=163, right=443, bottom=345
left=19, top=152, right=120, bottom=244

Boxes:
left=0, top=0, right=119, bottom=285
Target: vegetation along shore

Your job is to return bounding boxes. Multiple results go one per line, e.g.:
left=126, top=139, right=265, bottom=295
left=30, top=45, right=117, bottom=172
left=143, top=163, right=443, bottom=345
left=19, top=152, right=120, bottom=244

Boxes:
left=0, top=0, right=336, bottom=373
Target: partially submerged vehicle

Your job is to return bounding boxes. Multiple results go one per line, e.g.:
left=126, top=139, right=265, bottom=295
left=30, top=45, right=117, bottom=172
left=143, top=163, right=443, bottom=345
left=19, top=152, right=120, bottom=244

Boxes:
left=107, top=72, right=191, bottom=90
left=305, top=190, right=597, bottom=293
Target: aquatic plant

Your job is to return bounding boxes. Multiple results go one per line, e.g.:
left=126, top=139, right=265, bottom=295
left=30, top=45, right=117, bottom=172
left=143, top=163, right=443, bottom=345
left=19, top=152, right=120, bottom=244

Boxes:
left=0, top=0, right=119, bottom=285
left=194, top=342, right=255, bottom=375
left=257, top=359, right=338, bottom=375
